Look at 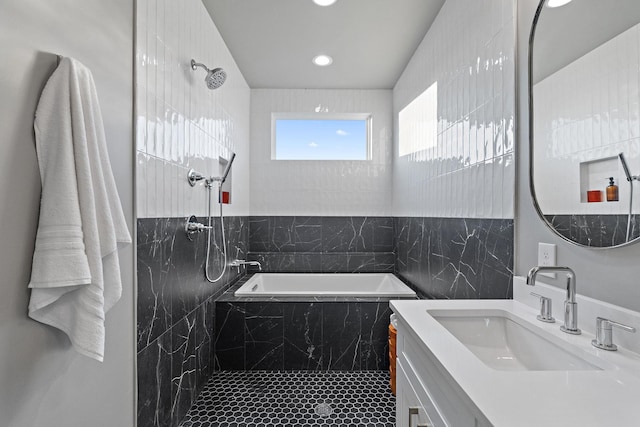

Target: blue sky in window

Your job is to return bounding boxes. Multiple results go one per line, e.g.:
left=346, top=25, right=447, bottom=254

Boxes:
left=275, top=119, right=367, bottom=160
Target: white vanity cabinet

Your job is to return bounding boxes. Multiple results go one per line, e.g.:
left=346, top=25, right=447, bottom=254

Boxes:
left=396, top=359, right=441, bottom=427
left=395, top=316, right=492, bottom=427
left=391, top=295, right=640, bottom=426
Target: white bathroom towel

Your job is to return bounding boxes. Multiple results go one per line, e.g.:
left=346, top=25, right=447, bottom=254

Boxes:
left=28, top=57, right=131, bottom=362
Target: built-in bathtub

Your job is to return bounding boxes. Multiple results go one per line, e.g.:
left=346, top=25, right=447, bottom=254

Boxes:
left=234, top=273, right=417, bottom=298
left=215, top=273, right=417, bottom=371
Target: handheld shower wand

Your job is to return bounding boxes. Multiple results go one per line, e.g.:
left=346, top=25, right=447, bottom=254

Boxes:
left=220, top=152, right=236, bottom=184
left=206, top=152, right=236, bottom=185
left=619, top=153, right=638, bottom=243
left=619, top=153, right=635, bottom=182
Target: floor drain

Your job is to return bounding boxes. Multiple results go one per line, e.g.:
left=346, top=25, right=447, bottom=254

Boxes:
left=315, top=402, right=333, bottom=417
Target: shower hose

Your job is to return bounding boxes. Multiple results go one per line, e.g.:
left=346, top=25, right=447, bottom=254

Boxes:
left=205, top=180, right=227, bottom=283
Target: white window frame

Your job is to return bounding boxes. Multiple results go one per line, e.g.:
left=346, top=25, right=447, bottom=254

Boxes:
left=271, top=112, right=373, bottom=161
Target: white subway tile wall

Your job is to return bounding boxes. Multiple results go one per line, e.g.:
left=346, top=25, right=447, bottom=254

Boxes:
left=250, top=89, right=394, bottom=216
left=393, top=0, right=516, bottom=219
left=533, top=23, right=640, bottom=215
left=136, top=0, right=251, bottom=219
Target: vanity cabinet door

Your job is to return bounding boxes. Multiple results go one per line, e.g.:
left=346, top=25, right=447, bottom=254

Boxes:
left=396, top=320, right=490, bottom=427
left=396, top=360, right=436, bottom=427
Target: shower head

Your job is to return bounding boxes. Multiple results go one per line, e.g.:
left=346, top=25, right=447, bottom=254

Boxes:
left=191, top=59, right=227, bottom=90
left=220, top=152, right=236, bottom=184
left=619, top=152, right=633, bottom=182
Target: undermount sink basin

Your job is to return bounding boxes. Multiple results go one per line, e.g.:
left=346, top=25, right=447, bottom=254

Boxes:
left=429, top=309, right=602, bottom=371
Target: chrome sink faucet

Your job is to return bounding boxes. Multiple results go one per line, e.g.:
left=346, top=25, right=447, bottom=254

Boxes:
left=526, top=266, right=581, bottom=335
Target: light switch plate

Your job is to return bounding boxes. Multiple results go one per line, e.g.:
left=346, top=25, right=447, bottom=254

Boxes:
left=537, top=243, right=557, bottom=278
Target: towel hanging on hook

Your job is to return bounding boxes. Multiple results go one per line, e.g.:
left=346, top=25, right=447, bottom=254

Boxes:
left=28, top=56, right=132, bottom=361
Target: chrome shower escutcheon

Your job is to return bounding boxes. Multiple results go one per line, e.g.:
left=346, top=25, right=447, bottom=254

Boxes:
left=187, top=169, right=206, bottom=187
left=185, top=215, right=211, bottom=240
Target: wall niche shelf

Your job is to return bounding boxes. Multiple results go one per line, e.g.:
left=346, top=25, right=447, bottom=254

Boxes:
left=579, top=156, right=619, bottom=204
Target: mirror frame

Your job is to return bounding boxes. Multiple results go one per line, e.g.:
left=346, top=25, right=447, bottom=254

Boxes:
left=528, top=0, right=638, bottom=249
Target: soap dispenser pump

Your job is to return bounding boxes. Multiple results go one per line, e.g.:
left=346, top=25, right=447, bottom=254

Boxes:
left=606, top=177, right=619, bottom=202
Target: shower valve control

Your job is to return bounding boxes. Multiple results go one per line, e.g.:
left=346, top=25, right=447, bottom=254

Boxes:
left=185, top=215, right=211, bottom=240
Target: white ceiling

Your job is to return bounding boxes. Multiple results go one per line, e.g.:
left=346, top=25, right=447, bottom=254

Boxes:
left=202, top=0, right=445, bottom=89
left=533, top=0, right=640, bottom=84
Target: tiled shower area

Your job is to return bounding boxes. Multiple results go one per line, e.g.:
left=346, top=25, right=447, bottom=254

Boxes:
left=135, top=0, right=516, bottom=426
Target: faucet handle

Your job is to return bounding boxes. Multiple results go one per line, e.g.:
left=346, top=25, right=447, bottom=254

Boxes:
left=591, top=317, right=636, bottom=351
left=229, top=259, right=245, bottom=268
left=530, top=292, right=555, bottom=323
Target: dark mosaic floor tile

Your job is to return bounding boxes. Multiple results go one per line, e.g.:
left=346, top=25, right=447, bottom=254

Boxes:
left=178, top=370, right=395, bottom=427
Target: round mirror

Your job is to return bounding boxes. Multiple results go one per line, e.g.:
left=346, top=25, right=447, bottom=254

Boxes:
left=530, top=0, right=640, bottom=247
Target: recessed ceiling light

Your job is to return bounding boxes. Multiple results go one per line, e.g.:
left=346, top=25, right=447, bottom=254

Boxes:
left=546, top=0, right=572, bottom=7
left=313, top=0, right=337, bottom=6
left=313, top=55, right=333, bottom=67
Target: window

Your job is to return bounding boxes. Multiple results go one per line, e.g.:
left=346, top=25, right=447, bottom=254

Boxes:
left=272, top=113, right=371, bottom=160
left=398, top=82, right=438, bottom=157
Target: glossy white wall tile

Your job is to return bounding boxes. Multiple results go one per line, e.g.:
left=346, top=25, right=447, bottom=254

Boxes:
left=136, top=0, right=250, bottom=219
left=533, top=23, right=640, bottom=215
left=392, top=0, right=516, bottom=219
left=250, top=89, right=393, bottom=216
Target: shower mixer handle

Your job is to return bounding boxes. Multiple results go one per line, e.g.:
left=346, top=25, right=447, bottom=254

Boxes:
left=185, top=215, right=211, bottom=240
left=187, top=169, right=205, bottom=187
left=186, top=222, right=212, bottom=232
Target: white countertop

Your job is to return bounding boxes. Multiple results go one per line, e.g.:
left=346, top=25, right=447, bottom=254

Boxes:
left=390, top=297, right=640, bottom=427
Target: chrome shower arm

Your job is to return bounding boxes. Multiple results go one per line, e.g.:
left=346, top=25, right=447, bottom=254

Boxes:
left=191, top=59, right=209, bottom=72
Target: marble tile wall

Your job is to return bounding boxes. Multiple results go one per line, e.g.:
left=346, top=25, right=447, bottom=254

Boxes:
left=394, top=217, right=514, bottom=299
left=247, top=216, right=394, bottom=273
left=214, top=300, right=393, bottom=371
left=545, top=214, right=640, bottom=248
left=136, top=216, right=248, bottom=427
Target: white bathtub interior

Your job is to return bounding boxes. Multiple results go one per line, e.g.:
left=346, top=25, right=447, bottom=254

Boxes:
left=234, top=273, right=417, bottom=297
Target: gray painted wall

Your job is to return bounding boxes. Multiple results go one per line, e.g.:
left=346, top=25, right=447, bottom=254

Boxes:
left=516, top=0, right=640, bottom=312
left=0, top=1, right=135, bottom=427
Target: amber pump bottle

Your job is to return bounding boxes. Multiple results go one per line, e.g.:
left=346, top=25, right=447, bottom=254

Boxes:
left=606, top=177, right=619, bottom=202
